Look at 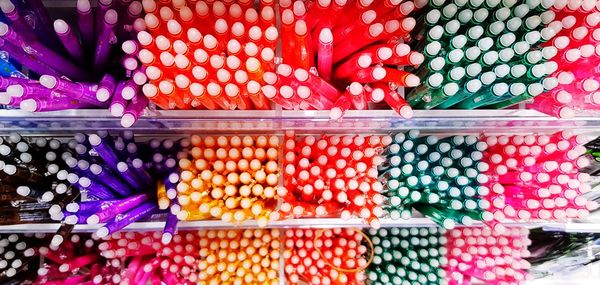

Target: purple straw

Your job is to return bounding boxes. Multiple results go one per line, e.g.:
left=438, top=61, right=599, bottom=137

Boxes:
left=125, top=1, right=142, bottom=25
left=96, top=74, right=117, bottom=102
left=88, top=134, right=120, bottom=171
left=0, top=76, right=36, bottom=90
left=0, top=1, right=37, bottom=40
left=96, top=0, right=113, bottom=36
left=0, top=23, right=90, bottom=80
left=0, top=38, right=59, bottom=77
left=77, top=176, right=116, bottom=200
left=0, top=91, right=19, bottom=106
left=118, top=1, right=142, bottom=40
left=77, top=0, right=95, bottom=48
left=130, top=158, right=152, bottom=183
left=96, top=202, right=156, bottom=238
left=20, top=96, right=92, bottom=112
left=86, top=193, right=149, bottom=224
left=6, top=83, right=61, bottom=98
left=132, top=68, right=148, bottom=86
left=116, top=161, right=146, bottom=189
left=162, top=212, right=178, bottom=244
left=63, top=213, right=89, bottom=225
left=89, top=163, right=133, bottom=197
left=21, top=0, right=63, bottom=50
left=121, top=92, right=148, bottom=127
left=66, top=199, right=120, bottom=214
left=38, top=75, right=105, bottom=107
left=53, top=20, right=84, bottom=62
left=110, top=81, right=127, bottom=117
left=94, top=9, right=118, bottom=71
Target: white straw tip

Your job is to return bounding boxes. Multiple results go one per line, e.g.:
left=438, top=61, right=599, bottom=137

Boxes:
left=53, top=20, right=69, bottom=34
left=104, top=9, right=119, bottom=25
left=319, top=28, right=333, bottom=43
left=39, top=75, right=58, bottom=89
left=110, top=104, right=125, bottom=117
left=50, top=235, right=64, bottom=247
left=399, top=106, right=414, bottom=119
left=86, top=214, right=101, bottom=226
left=96, top=227, right=110, bottom=238
left=330, top=108, right=343, bottom=120
left=410, top=53, right=425, bottom=65
left=372, top=68, right=386, bottom=80
left=96, top=89, right=111, bottom=102
left=15, top=186, right=30, bottom=197
left=20, top=99, right=37, bottom=112
left=58, top=264, right=69, bottom=273
left=121, top=114, right=136, bottom=128
left=0, top=92, right=10, bottom=104
left=0, top=0, right=15, bottom=13
left=49, top=205, right=62, bottom=216
left=405, top=74, right=420, bottom=87
left=161, top=233, right=173, bottom=244
left=0, top=22, right=8, bottom=36
left=559, top=107, right=575, bottom=119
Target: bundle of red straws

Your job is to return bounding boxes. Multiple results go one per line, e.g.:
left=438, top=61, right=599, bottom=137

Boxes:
left=135, top=0, right=277, bottom=110
left=264, top=0, right=424, bottom=118
left=278, top=132, right=389, bottom=228
left=283, top=228, right=369, bottom=285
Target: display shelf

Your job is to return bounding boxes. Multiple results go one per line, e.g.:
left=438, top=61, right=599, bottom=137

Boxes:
left=0, top=218, right=555, bottom=234
left=543, top=222, right=600, bottom=233
left=0, top=109, right=597, bottom=133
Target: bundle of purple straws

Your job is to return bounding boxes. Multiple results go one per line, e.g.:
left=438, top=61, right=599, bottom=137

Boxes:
left=0, top=0, right=149, bottom=127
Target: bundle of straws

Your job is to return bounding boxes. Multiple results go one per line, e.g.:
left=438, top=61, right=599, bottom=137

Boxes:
left=380, top=131, right=493, bottom=229
left=0, top=134, right=79, bottom=226
left=36, top=234, right=109, bottom=285
left=175, top=135, right=280, bottom=226
left=283, top=228, right=369, bottom=285
left=483, top=132, right=598, bottom=230
left=60, top=132, right=188, bottom=241
left=133, top=0, right=277, bottom=110
left=365, top=227, right=447, bottom=285
left=0, top=233, right=48, bottom=284
left=0, top=0, right=150, bottom=127
left=264, top=0, right=424, bottom=118
left=444, top=227, right=532, bottom=285
left=196, top=229, right=280, bottom=285
left=98, top=231, right=200, bottom=284
left=407, top=0, right=559, bottom=110
left=528, top=0, right=600, bottom=117
left=279, top=132, right=388, bottom=228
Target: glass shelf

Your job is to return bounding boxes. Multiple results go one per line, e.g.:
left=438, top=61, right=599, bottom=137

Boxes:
left=0, top=218, right=555, bottom=234
left=0, top=109, right=598, bottom=133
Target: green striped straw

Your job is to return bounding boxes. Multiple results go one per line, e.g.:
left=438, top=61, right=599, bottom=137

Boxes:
left=407, top=0, right=559, bottom=109
left=380, top=131, right=492, bottom=229
left=366, top=227, right=447, bottom=285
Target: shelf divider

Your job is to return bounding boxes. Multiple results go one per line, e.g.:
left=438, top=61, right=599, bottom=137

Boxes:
left=1, top=109, right=599, bottom=133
